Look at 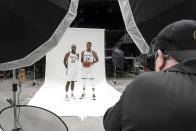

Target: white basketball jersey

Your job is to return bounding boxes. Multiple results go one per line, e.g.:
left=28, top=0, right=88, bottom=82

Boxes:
left=82, top=50, right=95, bottom=78
left=83, top=50, right=94, bottom=63
left=68, top=52, right=78, bottom=67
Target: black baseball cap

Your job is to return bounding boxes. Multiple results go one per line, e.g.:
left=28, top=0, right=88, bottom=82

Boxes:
left=151, top=19, right=196, bottom=61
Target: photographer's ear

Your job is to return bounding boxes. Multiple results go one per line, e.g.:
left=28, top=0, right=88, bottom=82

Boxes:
left=155, top=49, right=165, bottom=72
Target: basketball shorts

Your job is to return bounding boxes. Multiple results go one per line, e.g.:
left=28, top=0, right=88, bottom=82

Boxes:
left=82, top=66, right=95, bottom=79
left=67, top=66, right=78, bottom=82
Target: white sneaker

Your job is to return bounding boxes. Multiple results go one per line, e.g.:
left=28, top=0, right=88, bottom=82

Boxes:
left=65, top=94, right=69, bottom=101
left=80, top=93, right=86, bottom=99
left=92, top=94, right=96, bottom=100
left=71, top=93, right=76, bottom=99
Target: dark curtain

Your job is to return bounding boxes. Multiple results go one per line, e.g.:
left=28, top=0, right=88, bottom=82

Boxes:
left=130, top=0, right=184, bottom=24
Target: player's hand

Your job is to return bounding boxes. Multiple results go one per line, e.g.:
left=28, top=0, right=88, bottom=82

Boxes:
left=64, top=63, right=68, bottom=68
left=83, top=62, right=91, bottom=67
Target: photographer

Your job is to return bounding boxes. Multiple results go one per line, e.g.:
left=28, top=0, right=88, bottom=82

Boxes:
left=104, top=20, right=196, bottom=131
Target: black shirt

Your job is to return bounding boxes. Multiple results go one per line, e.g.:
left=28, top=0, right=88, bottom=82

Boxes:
left=104, top=59, right=196, bottom=131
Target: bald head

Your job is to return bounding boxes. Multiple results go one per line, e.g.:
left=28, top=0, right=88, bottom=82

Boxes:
left=71, top=44, right=76, bottom=48
left=71, top=44, right=76, bottom=52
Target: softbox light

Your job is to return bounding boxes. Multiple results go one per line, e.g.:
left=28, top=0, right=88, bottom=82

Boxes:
left=112, top=48, right=125, bottom=70
left=0, top=105, right=69, bottom=131
left=0, top=0, right=79, bottom=71
left=132, top=0, right=196, bottom=43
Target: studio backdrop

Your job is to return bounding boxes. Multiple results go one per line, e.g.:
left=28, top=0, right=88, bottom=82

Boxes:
left=29, top=28, right=121, bottom=117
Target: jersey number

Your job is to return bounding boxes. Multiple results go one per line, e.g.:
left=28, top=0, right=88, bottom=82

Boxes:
left=71, top=59, right=75, bottom=63
left=85, top=57, right=90, bottom=61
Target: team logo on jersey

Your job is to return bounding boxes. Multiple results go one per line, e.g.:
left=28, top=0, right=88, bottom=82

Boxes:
left=193, top=30, right=196, bottom=40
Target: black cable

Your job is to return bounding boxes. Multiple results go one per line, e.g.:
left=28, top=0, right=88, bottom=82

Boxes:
left=17, top=85, right=23, bottom=131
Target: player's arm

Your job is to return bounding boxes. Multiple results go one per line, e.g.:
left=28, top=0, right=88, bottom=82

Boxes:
left=77, top=53, right=79, bottom=60
left=81, top=51, right=84, bottom=63
left=92, top=51, right=99, bottom=64
left=64, top=52, right=70, bottom=68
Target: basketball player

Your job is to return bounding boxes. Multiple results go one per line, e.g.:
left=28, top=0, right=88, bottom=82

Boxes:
left=80, top=42, right=99, bottom=100
left=64, top=44, right=79, bottom=101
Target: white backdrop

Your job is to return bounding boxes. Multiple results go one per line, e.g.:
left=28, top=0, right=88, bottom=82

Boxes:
left=29, top=28, right=121, bottom=117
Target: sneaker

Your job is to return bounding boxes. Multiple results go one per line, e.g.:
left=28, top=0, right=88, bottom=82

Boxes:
left=71, top=93, right=76, bottom=99
left=65, top=94, right=69, bottom=101
left=92, top=94, right=96, bottom=100
left=80, top=93, right=86, bottom=99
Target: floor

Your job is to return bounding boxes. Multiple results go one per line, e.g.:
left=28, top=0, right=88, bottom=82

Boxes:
left=0, top=76, right=133, bottom=131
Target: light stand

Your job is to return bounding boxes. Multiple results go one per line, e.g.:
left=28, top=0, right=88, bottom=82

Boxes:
left=142, top=54, right=148, bottom=71
left=32, top=64, right=38, bottom=87
left=12, top=69, right=21, bottom=131
left=112, top=66, right=117, bottom=85
left=111, top=48, right=125, bottom=85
